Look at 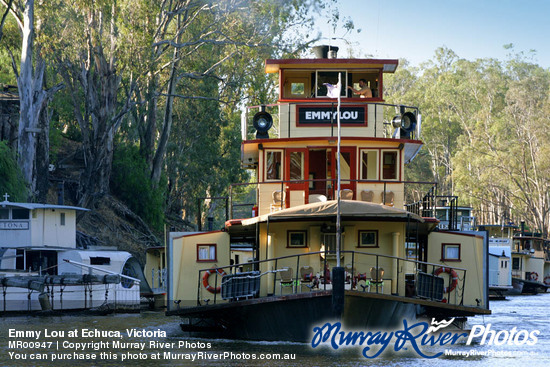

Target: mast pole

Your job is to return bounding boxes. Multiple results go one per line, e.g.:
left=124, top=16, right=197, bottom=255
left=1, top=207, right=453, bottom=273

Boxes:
left=336, top=72, right=342, bottom=268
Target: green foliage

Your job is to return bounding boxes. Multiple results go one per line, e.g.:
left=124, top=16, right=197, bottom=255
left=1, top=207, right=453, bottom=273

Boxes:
left=110, top=144, right=165, bottom=231
left=0, top=142, right=27, bottom=201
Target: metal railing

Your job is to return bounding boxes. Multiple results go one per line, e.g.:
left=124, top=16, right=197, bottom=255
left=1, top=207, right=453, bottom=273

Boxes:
left=196, top=250, right=467, bottom=308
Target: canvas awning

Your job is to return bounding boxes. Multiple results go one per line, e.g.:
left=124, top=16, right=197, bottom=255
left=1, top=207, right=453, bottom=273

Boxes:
left=240, top=200, right=424, bottom=226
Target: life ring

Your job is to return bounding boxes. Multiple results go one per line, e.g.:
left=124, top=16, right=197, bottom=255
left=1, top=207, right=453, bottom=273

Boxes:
left=434, top=267, right=458, bottom=293
left=544, top=276, right=550, bottom=286
left=530, top=272, right=539, bottom=282
left=202, top=268, right=227, bottom=294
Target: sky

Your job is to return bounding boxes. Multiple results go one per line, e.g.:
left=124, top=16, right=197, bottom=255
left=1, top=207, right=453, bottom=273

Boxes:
left=309, top=0, right=550, bottom=68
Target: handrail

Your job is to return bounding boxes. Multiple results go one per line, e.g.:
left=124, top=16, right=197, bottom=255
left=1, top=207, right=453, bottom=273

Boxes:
left=197, top=249, right=467, bottom=307
left=229, top=179, right=438, bottom=219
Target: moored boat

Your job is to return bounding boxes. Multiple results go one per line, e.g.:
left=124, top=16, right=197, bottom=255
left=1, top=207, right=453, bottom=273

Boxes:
left=160, top=47, right=490, bottom=342
left=0, top=195, right=147, bottom=313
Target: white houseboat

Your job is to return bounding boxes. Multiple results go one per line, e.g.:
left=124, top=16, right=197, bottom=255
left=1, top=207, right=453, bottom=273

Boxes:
left=0, top=195, right=144, bottom=313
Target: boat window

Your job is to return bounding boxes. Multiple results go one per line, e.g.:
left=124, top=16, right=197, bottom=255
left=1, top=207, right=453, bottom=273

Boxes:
left=90, top=256, right=110, bottom=265
left=197, top=244, right=217, bottom=262
left=289, top=151, right=304, bottom=180
left=382, top=151, right=398, bottom=180
left=357, top=230, right=378, bottom=248
left=60, top=212, right=66, bottom=226
left=512, top=257, right=520, bottom=270
left=12, top=209, right=30, bottom=220
left=265, top=150, right=282, bottom=181
left=441, top=243, right=461, bottom=261
left=340, top=152, right=351, bottom=180
left=0, top=209, right=8, bottom=219
left=291, top=82, right=305, bottom=96
left=315, top=71, right=347, bottom=98
left=16, top=249, right=24, bottom=270
left=360, top=150, right=378, bottom=180
left=287, top=230, right=308, bottom=248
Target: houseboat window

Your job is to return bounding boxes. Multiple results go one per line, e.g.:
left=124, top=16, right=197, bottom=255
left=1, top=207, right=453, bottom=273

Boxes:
left=315, top=71, right=347, bottom=98
left=357, top=230, right=378, bottom=248
left=287, top=230, right=307, bottom=248
left=197, top=244, right=217, bottom=262
left=16, top=249, right=24, bottom=269
left=382, top=151, right=398, bottom=180
left=289, top=152, right=304, bottom=180
left=60, top=212, right=66, bottom=226
left=12, top=209, right=29, bottom=220
left=0, top=209, right=8, bottom=219
left=361, top=150, right=378, bottom=180
left=90, top=256, right=110, bottom=265
left=265, top=150, right=282, bottom=180
left=441, top=243, right=461, bottom=261
left=512, top=257, right=520, bottom=270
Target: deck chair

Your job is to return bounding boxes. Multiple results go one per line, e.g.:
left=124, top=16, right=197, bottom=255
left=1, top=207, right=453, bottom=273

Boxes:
left=381, top=191, right=394, bottom=206
left=339, top=189, right=354, bottom=200
left=270, top=190, right=286, bottom=212
left=368, top=267, right=384, bottom=293
left=300, top=266, right=316, bottom=291
left=360, top=190, right=374, bottom=202
left=279, top=267, right=294, bottom=294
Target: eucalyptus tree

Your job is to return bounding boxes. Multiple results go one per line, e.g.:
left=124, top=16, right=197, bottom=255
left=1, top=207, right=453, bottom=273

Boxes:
left=1, top=0, right=63, bottom=201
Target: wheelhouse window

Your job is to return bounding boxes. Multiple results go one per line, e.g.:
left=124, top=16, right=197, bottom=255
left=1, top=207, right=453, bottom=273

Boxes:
left=197, top=244, right=217, bottom=262
left=315, top=71, right=347, bottom=98
left=360, top=150, right=378, bottom=180
left=441, top=243, right=461, bottom=261
left=382, top=151, right=399, bottom=180
left=358, top=230, right=378, bottom=248
left=265, top=150, right=282, bottom=181
left=60, top=213, right=66, bottom=226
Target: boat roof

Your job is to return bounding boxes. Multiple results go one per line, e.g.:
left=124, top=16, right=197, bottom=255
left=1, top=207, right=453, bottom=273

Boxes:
left=0, top=200, right=89, bottom=211
left=241, top=200, right=424, bottom=226
left=265, top=58, right=399, bottom=73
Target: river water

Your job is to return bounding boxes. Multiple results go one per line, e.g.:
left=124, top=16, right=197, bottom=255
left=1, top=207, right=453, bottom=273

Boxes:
left=1, top=294, right=549, bottom=367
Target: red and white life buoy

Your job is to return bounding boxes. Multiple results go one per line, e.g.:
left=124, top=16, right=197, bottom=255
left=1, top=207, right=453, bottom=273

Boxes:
left=544, top=276, right=550, bottom=286
left=202, top=268, right=227, bottom=294
left=434, top=267, right=459, bottom=293
left=530, top=272, right=539, bottom=282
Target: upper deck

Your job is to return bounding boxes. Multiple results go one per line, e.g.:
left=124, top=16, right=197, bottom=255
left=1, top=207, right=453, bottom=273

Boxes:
left=236, top=48, right=427, bottom=217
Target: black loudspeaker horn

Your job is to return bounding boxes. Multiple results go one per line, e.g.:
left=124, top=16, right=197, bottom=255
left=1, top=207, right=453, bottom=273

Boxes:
left=253, top=110, right=273, bottom=139
left=391, top=111, right=417, bottom=138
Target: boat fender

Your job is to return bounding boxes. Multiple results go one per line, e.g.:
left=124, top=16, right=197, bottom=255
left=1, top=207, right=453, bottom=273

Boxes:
left=434, top=267, right=458, bottom=294
left=202, top=268, right=227, bottom=294
left=530, top=272, right=539, bottom=282
left=544, top=276, right=550, bottom=286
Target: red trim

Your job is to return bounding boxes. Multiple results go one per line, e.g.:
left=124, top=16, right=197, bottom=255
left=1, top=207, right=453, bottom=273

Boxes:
left=285, top=148, right=309, bottom=206
left=173, top=230, right=223, bottom=240
left=243, top=136, right=423, bottom=145
left=278, top=98, right=385, bottom=103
